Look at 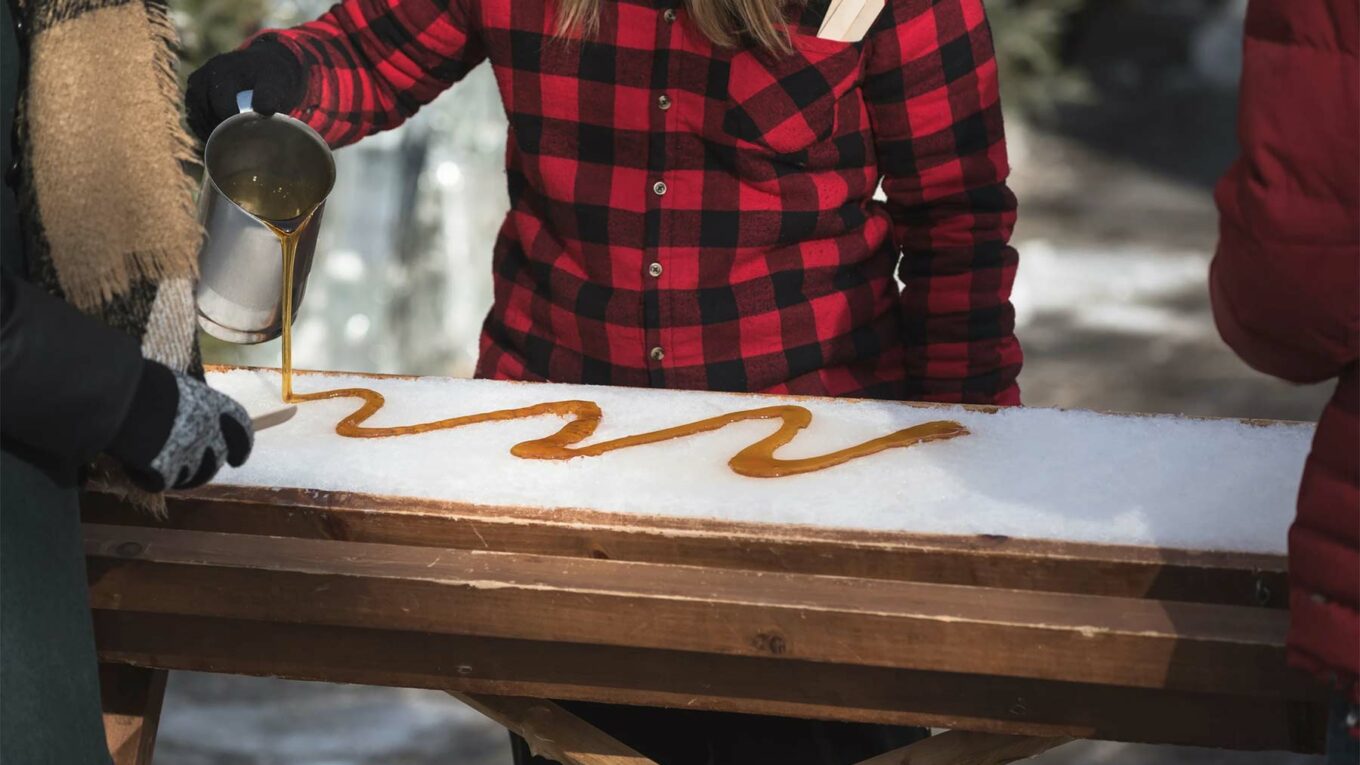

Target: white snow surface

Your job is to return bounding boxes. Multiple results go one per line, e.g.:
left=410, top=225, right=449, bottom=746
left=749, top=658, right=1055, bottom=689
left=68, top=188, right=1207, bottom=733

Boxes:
left=210, top=368, right=1313, bottom=554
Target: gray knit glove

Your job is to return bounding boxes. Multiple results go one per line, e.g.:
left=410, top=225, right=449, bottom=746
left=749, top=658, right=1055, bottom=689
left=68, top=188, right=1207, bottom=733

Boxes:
left=108, top=361, right=254, bottom=491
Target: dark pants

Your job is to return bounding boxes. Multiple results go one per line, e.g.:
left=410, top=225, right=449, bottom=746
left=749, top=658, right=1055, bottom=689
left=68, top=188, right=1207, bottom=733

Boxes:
left=1329, top=691, right=1360, bottom=765
left=509, top=700, right=927, bottom=765
left=0, top=449, right=113, bottom=765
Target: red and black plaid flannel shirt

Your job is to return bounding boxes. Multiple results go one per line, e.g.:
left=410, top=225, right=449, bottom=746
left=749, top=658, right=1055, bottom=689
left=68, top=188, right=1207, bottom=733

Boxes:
left=267, top=0, right=1022, bottom=404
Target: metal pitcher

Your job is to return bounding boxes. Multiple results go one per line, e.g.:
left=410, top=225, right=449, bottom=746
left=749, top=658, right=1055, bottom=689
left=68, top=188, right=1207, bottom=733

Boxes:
left=195, top=92, right=336, bottom=344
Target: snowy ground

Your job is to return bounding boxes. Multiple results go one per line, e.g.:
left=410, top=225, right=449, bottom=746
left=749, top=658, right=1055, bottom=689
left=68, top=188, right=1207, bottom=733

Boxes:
left=155, top=670, right=1326, bottom=765
left=153, top=674, right=508, bottom=765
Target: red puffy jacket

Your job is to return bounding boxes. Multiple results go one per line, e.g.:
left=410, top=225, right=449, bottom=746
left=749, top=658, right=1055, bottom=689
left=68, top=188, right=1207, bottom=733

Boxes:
left=1210, top=0, right=1359, bottom=703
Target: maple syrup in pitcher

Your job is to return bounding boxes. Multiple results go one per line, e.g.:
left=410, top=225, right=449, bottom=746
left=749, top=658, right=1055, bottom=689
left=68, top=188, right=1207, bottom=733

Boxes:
left=196, top=108, right=335, bottom=345
left=216, top=171, right=327, bottom=222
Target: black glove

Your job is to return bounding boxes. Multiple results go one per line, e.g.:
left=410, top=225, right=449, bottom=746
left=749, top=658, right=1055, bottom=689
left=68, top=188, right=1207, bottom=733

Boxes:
left=107, top=361, right=254, bottom=492
left=185, top=38, right=307, bottom=142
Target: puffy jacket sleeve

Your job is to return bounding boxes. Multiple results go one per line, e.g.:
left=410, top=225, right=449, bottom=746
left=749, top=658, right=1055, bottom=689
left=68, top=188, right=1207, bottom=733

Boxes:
left=1210, top=0, right=1359, bottom=384
left=0, top=271, right=144, bottom=465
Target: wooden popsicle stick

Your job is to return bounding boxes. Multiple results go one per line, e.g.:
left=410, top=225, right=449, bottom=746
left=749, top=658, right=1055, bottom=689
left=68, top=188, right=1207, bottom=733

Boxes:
left=452, top=692, right=658, bottom=765
left=817, top=0, right=849, bottom=37
left=841, top=0, right=885, bottom=42
left=251, top=405, right=297, bottom=432
left=818, top=0, right=861, bottom=41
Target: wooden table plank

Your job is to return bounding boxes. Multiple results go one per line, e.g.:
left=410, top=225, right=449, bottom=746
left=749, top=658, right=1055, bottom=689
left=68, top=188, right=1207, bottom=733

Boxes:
left=81, top=369, right=1319, bottom=759
left=84, top=523, right=1301, bottom=697
left=83, top=487, right=1287, bottom=609
left=91, top=611, right=1327, bottom=752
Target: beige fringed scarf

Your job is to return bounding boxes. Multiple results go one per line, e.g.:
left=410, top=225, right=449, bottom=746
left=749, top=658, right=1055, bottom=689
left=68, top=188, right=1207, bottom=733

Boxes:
left=14, top=0, right=204, bottom=512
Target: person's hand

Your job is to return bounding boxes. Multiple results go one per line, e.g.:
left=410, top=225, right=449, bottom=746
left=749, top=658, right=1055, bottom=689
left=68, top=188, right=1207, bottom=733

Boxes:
left=107, top=361, right=254, bottom=491
left=185, top=39, right=307, bottom=142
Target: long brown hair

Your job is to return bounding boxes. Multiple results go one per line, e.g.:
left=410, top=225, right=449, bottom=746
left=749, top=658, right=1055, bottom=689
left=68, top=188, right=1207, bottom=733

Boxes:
left=556, top=0, right=797, bottom=52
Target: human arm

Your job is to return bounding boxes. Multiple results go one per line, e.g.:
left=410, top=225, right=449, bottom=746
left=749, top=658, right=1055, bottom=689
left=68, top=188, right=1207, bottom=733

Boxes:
left=1, top=271, right=143, bottom=463
left=187, top=0, right=487, bottom=146
left=863, top=0, right=1022, bottom=405
left=1, top=271, right=253, bottom=487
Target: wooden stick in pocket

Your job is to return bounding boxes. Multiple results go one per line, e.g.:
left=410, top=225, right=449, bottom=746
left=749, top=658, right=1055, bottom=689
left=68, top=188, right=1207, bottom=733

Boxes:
left=817, top=0, right=848, bottom=37
left=841, top=0, right=885, bottom=43
left=818, top=0, right=884, bottom=42
left=817, top=0, right=858, bottom=41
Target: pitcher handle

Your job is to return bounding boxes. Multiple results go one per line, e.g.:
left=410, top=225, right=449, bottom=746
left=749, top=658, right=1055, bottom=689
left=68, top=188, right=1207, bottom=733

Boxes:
left=236, top=90, right=254, bottom=114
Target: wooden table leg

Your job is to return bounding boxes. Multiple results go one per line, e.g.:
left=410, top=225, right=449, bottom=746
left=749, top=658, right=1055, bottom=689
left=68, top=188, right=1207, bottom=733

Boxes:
left=100, top=664, right=168, bottom=765
left=852, top=730, right=1071, bottom=765
left=451, top=692, right=658, bottom=765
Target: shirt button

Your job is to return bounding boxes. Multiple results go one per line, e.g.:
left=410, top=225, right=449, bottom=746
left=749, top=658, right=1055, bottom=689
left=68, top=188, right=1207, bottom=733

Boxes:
left=657, top=94, right=672, bottom=111
left=649, top=346, right=665, bottom=362
left=663, top=8, right=677, bottom=22
left=652, top=180, right=667, bottom=196
left=648, top=262, right=663, bottom=277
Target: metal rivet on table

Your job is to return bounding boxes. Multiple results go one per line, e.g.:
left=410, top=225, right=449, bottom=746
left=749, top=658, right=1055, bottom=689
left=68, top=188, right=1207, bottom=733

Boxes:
left=649, top=346, right=665, bottom=362
left=652, top=180, right=667, bottom=196
left=663, top=8, right=677, bottom=22
left=657, top=94, right=672, bottom=111
left=648, top=262, right=663, bottom=277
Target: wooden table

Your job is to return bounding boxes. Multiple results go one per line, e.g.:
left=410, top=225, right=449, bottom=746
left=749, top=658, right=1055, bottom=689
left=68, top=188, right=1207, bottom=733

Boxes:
left=83, top=482, right=1325, bottom=764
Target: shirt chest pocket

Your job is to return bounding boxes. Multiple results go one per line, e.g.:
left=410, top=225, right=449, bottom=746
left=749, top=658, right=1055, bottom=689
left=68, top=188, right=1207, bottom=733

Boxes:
left=723, top=33, right=864, bottom=156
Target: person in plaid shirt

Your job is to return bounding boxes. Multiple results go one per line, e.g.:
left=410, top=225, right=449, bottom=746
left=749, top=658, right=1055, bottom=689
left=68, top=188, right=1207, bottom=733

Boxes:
left=188, top=0, right=1021, bottom=760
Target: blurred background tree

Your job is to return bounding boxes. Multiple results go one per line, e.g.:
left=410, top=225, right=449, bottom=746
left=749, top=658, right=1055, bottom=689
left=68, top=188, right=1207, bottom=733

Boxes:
left=170, top=0, right=268, bottom=87
left=986, top=0, right=1090, bottom=115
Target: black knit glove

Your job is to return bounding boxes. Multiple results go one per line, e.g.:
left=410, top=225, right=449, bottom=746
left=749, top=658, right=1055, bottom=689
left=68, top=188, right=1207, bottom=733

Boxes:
left=186, top=38, right=307, bottom=142
left=107, top=361, right=254, bottom=492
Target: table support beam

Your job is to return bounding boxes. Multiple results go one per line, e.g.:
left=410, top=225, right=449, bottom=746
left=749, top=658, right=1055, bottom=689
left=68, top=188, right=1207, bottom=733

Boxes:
left=100, top=664, right=168, bottom=765
left=453, top=692, right=659, bottom=765
left=854, top=731, right=1070, bottom=765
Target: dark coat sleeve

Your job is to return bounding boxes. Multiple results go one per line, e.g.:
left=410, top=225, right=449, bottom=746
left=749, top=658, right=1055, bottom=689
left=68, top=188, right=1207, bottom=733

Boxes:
left=0, top=270, right=145, bottom=465
left=1209, top=0, right=1359, bottom=384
